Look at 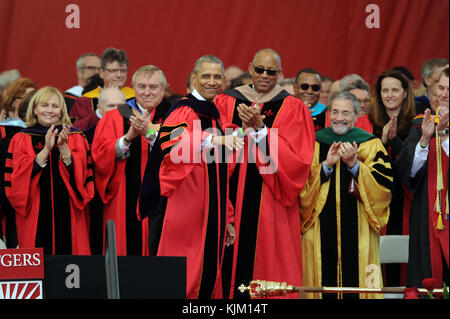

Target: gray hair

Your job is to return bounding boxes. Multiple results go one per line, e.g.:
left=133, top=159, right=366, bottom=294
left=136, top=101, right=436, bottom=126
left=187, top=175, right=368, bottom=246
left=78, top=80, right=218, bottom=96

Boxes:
left=343, top=79, right=371, bottom=97
left=339, top=74, right=365, bottom=90
left=0, top=69, right=21, bottom=90
left=98, top=87, right=126, bottom=107
left=193, top=55, right=225, bottom=74
left=421, top=58, right=449, bottom=87
left=132, top=65, right=167, bottom=88
left=75, top=53, right=100, bottom=70
left=329, top=90, right=360, bottom=118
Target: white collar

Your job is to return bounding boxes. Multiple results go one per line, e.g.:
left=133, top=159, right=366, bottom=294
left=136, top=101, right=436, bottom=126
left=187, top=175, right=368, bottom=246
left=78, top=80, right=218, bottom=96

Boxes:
left=135, top=100, right=152, bottom=118
left=192, top=88, right=206, bottom=101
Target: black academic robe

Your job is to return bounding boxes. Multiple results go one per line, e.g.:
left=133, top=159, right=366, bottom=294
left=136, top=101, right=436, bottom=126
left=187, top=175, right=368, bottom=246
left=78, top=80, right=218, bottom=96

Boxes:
left=395, top=116, right=449, bottom=288
left=0, top=125, right=22, bottom=247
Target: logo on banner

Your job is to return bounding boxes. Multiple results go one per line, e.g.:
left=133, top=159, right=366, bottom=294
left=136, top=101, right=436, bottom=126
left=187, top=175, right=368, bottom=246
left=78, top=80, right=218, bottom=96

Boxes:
left=0, top=248, right=44, bottom=299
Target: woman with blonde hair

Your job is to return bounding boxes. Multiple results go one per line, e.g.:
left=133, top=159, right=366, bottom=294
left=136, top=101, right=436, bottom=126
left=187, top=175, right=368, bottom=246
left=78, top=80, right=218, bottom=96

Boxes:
left=4, top=86, right=94, bottom=255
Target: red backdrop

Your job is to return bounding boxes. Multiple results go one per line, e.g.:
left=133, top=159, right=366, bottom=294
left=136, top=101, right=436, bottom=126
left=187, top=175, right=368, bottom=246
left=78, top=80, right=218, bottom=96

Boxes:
left=0, top=0, right=448, bottom=94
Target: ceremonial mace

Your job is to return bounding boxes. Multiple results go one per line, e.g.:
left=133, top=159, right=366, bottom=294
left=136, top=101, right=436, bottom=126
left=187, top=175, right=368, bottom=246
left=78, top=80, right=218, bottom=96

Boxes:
left=238, top=280, right=445, bottom=298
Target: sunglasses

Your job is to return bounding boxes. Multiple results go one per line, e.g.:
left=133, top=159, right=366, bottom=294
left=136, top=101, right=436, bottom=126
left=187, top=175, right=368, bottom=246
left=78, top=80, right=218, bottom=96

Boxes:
left=300, top=83, right=321, bottom=92
left=253, top=66, right=279, bottom=76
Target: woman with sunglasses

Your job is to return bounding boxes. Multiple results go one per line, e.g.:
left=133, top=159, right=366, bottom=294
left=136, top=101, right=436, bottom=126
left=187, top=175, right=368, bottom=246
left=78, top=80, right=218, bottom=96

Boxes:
left=4, top=86, right=94, bottom=255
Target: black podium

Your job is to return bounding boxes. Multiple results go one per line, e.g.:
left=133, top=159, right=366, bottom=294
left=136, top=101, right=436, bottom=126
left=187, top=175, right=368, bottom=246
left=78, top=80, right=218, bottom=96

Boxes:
left=44, top=255, right=186, bottom=299
left=43, top=220, right=186, bottom=299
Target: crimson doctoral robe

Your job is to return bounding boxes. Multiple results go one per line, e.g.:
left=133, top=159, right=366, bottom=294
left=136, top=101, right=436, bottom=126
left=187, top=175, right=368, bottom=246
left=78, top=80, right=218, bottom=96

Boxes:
left=4, top=124, right=93, bottom=255
left=152, top=95, right=231, bottom=299
left=215, top=86, right=315, bottom=299
left=91, top=102, right=168, bottom=256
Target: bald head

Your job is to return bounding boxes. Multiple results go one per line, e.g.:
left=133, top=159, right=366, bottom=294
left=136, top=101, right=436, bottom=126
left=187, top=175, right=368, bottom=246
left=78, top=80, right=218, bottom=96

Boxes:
left=252, top=48, right=282, bottom=69
left=98, top=87, right=126, bottom=116
left=249, top=48, right=282, bottom=93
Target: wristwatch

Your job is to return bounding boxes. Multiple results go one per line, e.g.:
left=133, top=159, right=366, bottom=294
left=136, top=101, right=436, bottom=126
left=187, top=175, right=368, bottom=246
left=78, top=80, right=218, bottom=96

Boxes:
left=438, top=128, right=449, bottom=137
left=145, top=128, right=157, bottom=141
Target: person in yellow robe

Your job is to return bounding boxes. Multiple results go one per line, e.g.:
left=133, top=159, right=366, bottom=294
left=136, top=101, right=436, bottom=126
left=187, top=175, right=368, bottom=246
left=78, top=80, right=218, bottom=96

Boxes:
left=300, top=91, right=392, bottom=299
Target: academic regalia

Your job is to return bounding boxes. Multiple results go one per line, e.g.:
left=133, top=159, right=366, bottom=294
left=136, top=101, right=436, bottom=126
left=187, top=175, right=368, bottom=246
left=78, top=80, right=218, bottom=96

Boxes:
left=69, top=97, right=100, bottom=132
left=215, top=85, right=315, bottom=299
left=309, top=101, right=328, bottom=131
left=395, top=116, right=449, bottom=288
left=300, top=127, right=393, bottom=299
left=0, top=125, right=23, bottom=248
left=91, top=99, right=169, bottom=256
left=4, top=124, right=94, bottom=255
left=70, top=86, right=135, bottom=132
left=415, top=95, right=430, bottom=115
left=142, top=94, right=231, bottom=299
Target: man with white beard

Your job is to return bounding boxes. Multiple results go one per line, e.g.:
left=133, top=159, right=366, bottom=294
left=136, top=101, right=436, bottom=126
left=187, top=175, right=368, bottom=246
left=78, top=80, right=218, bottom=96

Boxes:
left=299, top=91, right=393, bottom=299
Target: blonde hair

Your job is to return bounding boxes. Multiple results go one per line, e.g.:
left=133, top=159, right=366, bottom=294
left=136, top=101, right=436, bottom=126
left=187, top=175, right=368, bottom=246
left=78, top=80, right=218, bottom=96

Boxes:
left=25, top=86, right=72, bottom=127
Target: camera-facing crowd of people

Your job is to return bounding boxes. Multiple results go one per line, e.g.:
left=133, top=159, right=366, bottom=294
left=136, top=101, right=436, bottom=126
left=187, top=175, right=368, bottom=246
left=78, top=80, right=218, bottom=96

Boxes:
left=0, top=47, right=448, bottom=299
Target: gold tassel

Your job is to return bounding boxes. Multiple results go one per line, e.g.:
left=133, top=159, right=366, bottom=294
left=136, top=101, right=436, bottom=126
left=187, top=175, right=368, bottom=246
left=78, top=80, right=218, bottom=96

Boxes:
left=435, top=127, right=444, bottom=230
left=437, top=211, right=444, bottom=230
left=446, top=190, right=449, bottom=221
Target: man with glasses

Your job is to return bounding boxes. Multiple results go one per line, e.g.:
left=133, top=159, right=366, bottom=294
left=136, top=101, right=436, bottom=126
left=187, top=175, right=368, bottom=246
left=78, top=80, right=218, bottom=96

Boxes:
left=65, top=53, right=101, bottom=98
left=415, top=58, right=449, bottom=112
left=293, top=68, right=327, bottom=131
left=300, top=91, right=392, bottom=299
left=215, top=48, right=315, bottom=299
left=343, top=79, right=371, bottom=118
left=64, top=53, right=101, bottom=112
left=70, top=47, right=134, bottom=131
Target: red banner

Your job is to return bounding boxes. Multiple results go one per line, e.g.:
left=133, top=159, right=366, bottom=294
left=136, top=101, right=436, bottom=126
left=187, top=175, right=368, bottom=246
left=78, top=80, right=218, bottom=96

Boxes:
left=0, top=0, right=448, bottom=94
left=0, top=248, right=44, bottom=280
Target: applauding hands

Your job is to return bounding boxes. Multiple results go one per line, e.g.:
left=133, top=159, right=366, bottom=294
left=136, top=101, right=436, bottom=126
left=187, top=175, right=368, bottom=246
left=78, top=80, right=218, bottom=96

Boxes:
left=36, top=124, right=72, bottom=166
left=325, top=141, right=358, bottom=169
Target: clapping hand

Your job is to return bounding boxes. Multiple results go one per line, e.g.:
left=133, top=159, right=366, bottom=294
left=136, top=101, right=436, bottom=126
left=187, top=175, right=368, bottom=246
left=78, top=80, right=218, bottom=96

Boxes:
left=237, top=103, right=265, bottom=131
left=324, top=141, right=358, bottom=169
left=381, top=115, right=397, bottom=144
left=420, top=109, right=435, bottom=146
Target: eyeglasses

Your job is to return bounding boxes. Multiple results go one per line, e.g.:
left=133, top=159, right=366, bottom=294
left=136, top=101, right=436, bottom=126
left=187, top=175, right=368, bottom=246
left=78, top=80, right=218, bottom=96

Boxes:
left=253, top=66, right=279, bottom=76
left=82, top=66, right=101, bottom=71
left=300, top=83, right=321, bottom=92
left=357, top=98, right=370, bottom=104
left=103, top=68, right=128, bottom=74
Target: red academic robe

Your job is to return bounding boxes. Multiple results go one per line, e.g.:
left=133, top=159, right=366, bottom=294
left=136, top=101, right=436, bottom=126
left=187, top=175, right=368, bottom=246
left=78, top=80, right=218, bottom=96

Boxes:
left=215, top=88, right=315, bottom=299
left=69, top=97, right=100, bottom=131
left=396, top=116, right=449, bottom=287
left=91, top=107, right=151, bottom=256
left=4, top=125, right=93, bottom=255
left=156, top=97, right=232, bottom=299
left=427, top=137, right=449, bottom=284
